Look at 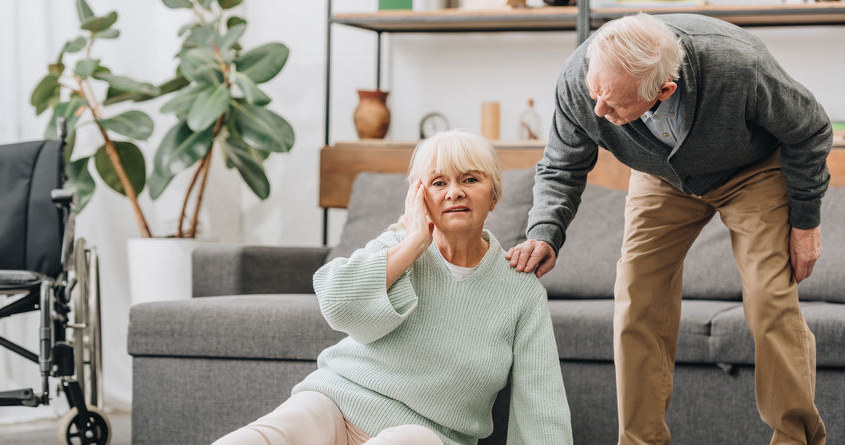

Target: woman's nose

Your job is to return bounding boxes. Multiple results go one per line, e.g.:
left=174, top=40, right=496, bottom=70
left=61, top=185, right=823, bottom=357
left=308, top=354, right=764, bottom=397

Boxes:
left=446, top=184, right=465, bottom=199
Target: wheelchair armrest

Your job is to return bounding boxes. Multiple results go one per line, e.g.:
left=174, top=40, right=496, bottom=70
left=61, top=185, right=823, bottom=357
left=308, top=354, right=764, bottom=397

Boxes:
left=192, top=245, right=330, bottom=297
left=51, top=189, right=74, bottom=208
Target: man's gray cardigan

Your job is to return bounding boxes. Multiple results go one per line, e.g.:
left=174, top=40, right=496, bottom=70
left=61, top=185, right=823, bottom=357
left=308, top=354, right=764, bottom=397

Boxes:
left=527, top=14, right=832, bottom=254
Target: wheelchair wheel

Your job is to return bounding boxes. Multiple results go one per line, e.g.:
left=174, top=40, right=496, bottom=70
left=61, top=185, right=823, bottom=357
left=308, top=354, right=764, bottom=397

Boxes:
left=71, top=238, right=104, bottom=408
left=57, top=405, right=111, bottom=445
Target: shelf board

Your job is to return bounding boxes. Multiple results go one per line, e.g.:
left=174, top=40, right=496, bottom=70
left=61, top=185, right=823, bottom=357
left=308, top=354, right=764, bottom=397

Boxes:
left=592, top=3, right=845, bottom=27
left=332, top=4, right=845, bottom=33
left=332, top=7, right=578, bottom=32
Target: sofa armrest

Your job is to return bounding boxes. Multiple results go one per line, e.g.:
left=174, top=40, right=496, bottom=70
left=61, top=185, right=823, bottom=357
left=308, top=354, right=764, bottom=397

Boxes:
left=192, top=245, right=330, bottom=297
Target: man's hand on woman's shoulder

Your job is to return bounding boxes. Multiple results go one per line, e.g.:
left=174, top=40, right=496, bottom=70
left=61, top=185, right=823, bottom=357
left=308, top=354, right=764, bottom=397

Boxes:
left=506, top=239, right=557, bottom=278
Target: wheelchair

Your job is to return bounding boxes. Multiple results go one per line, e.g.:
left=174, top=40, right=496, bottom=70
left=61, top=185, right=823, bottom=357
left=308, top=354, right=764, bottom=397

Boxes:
left=0, top=130, right=110, bottom=444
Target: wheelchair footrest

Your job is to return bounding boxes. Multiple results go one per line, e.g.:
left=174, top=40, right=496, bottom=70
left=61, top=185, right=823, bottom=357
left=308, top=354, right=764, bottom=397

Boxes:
left=0, top=388, right=40, bottom=407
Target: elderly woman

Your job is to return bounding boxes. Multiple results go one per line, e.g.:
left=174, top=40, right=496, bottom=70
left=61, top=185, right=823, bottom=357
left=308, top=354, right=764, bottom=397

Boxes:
left=213, top=130, right=572, bottom=445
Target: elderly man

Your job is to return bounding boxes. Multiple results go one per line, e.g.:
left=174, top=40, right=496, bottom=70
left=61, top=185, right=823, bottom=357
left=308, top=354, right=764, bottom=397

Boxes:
left=507, top=13, right=830, bottom=445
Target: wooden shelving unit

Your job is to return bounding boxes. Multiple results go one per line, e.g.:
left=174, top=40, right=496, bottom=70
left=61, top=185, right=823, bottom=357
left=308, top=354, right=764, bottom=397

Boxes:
left=332, top=7, right=578, bottom=32
left=332, top=3, right=845, bottom=33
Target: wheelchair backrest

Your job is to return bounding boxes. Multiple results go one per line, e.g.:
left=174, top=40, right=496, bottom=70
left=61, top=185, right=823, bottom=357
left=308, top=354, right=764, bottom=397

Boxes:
left=0, top=140, right=64, bottom=278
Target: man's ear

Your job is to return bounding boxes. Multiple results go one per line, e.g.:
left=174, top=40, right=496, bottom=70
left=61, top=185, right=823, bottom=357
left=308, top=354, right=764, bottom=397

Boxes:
left=657, top=81, right=677, bottom=102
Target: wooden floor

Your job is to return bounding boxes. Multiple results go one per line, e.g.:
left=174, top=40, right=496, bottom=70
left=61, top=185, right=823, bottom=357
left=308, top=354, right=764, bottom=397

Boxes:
left=0, top=411, right=131, bottom=444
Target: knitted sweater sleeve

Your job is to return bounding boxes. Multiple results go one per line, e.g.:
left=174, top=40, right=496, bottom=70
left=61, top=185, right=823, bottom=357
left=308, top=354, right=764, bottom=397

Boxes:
left=506, top=282, right=573, bottom=445
left=751, top=48, right=831, bottom=229
left=312, top=231, right=419, bottom=344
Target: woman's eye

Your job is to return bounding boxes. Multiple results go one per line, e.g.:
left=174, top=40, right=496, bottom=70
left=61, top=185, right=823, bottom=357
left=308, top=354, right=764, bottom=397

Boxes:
left=464, top=177, right=478, bottom=183
left=432, top=180, right=446, bottom=187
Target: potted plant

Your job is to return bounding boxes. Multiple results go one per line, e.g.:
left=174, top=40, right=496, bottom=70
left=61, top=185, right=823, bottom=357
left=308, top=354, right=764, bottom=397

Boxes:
left=32, top=0, right=294, bottom=303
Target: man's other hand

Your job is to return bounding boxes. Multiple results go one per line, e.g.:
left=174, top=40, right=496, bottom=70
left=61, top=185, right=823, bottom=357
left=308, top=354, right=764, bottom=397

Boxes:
left=790, top=226, right=822, bottom=283
left=505, top=239, right=557, bottom=278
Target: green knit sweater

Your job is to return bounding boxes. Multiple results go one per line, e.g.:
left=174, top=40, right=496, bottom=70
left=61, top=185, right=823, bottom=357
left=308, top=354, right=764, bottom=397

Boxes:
left=293, top=230, right=573, bottom=445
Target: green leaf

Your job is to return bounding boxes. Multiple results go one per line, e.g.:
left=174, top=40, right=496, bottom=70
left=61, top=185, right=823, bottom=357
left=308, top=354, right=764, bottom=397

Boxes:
left=236, top=42, right=289, bottom=84
left=198, top=0, right=214, bottom=9
left=74, top=58, right=100, bottom=79
left=81, top=11, right=118, bottom=33
left=227, top=16, right=246, bottom=29
left=179, top=48, right=223, bottom=85
left=65, top=156, right=96, bottom=213
left=31, top=74, right=61, bottom=116
left=93, top=28, right=120, bottom=40
left=178, top=23, right=198, bottom=37
left=163, top=0, right=193, bottom=8
left=230, top=103, right=294, bottom=152
left=93, top=141, right=146, bottom=196
left=218, top=0, right=243, bottom=9
left=63, top=130, right=77, bottom=162
left=158, top=75, right=191, bottom=95
left=187, top=83, right=231, bottom=131
left=76, top=0, right=95, bottom=24
left=63, top=37, right=87, bottom=54
left=217, top=23, right=245, bottom=52
left=233, top=72, right=270, bottom=106
left=103, top=76, right=188, bottom=106
left=103, top=87, right=145, bottom=106
left=48, top=63, right=65, bottom=77
left=224, top=135, right=269, bottom=199
left=149, top=121, right=215, bottom=199
left=99, top=111, right=154, bottom=140
left=92, top=72, right=160, bottom=96
left=183, top=25, right=217, bottom=50
left=46, top=97, right=88, bottom=140
left=160, top=84, right=208, bottom=118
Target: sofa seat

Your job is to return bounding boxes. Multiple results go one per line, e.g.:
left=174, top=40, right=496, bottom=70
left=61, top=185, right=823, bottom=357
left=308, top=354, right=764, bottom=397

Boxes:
left=129, top=294, right=343, bottom=361
left=710, top=301, right=845, bottom=367
left=550, top=299, right=741, bottom=363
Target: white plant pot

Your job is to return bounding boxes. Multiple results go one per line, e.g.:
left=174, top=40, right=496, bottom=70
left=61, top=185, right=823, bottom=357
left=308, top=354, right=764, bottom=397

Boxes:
left=127, top=238, right=212, bottom=306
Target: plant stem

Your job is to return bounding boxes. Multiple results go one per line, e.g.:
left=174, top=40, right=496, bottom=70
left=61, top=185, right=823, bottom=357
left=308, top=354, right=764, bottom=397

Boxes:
left=187, top=142, right=213, bottom=238
left=178, top=115, right=226, bottom=238
left=78, top=78, right=153, bottom=238
left=176, top=154, right=206, bottom=238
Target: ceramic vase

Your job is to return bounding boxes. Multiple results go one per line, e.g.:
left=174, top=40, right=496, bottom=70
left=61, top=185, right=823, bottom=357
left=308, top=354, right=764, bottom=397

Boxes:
left=354, top=89, right=391, bottom=139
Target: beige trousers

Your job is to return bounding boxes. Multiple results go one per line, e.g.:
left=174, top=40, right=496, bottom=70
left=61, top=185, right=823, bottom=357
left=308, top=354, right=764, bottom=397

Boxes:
left=212, top=391, right=444, bottom=445
left=614, top=152, right=826, bottom=445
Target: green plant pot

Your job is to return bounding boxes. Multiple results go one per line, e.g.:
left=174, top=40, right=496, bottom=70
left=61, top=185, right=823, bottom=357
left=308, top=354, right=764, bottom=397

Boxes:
left=379, top=0, right=413, bottom=9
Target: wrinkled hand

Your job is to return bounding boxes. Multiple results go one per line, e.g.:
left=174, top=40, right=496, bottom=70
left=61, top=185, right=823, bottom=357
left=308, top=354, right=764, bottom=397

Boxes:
left=402, top=180, right=434, bottom=249
left=505, top=239, right=557, bottom=278
left=790, top=226, right=821, bottom=283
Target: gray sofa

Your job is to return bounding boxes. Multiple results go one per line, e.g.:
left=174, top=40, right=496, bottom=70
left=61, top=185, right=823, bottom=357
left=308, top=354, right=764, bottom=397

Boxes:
left=128, top=169, right=845, bottom=445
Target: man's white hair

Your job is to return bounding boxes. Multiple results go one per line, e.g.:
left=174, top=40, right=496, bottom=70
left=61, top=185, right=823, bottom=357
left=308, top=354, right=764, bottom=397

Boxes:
left=586, top=13, right=685, bottom=101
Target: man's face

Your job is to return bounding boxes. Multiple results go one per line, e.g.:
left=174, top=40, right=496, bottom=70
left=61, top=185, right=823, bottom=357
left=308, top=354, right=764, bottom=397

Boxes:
left=585, top=63, right=657, bottom=126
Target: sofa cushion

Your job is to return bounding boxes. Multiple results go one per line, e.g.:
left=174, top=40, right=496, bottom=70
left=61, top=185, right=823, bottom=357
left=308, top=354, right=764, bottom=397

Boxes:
left=128, top=294, right=344, bottom=360
left=540, top=185, right=625, bottom=299
left=548, top=299, right=739, bottom=363
left=541, top=184, right=742, bottom=301
left=709, top=301, right=845, bottom=367
left=327, top=169, right=535, bottom=261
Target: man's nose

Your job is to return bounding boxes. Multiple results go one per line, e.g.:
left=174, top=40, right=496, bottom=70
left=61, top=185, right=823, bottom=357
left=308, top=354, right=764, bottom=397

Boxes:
left=594, top=98, right=610, bottom=117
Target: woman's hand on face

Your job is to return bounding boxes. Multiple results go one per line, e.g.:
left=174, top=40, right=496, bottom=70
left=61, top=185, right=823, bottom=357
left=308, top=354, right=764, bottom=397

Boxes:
left=403, top=180, right=434, bottom=252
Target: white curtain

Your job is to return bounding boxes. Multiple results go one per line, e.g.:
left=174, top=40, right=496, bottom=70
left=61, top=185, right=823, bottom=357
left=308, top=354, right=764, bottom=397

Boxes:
left=0, top=0, right=243, bottom=424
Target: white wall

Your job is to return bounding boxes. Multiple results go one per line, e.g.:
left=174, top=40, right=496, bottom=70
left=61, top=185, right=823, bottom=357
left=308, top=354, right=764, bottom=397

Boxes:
left=1, top=0, right=843, bottom=424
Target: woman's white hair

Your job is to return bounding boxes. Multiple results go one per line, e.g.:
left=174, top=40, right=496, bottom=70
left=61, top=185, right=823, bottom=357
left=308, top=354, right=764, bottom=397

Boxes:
left=586, top=13, right=685, bottom=101
left=390, top=130, right=502, bottom=231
